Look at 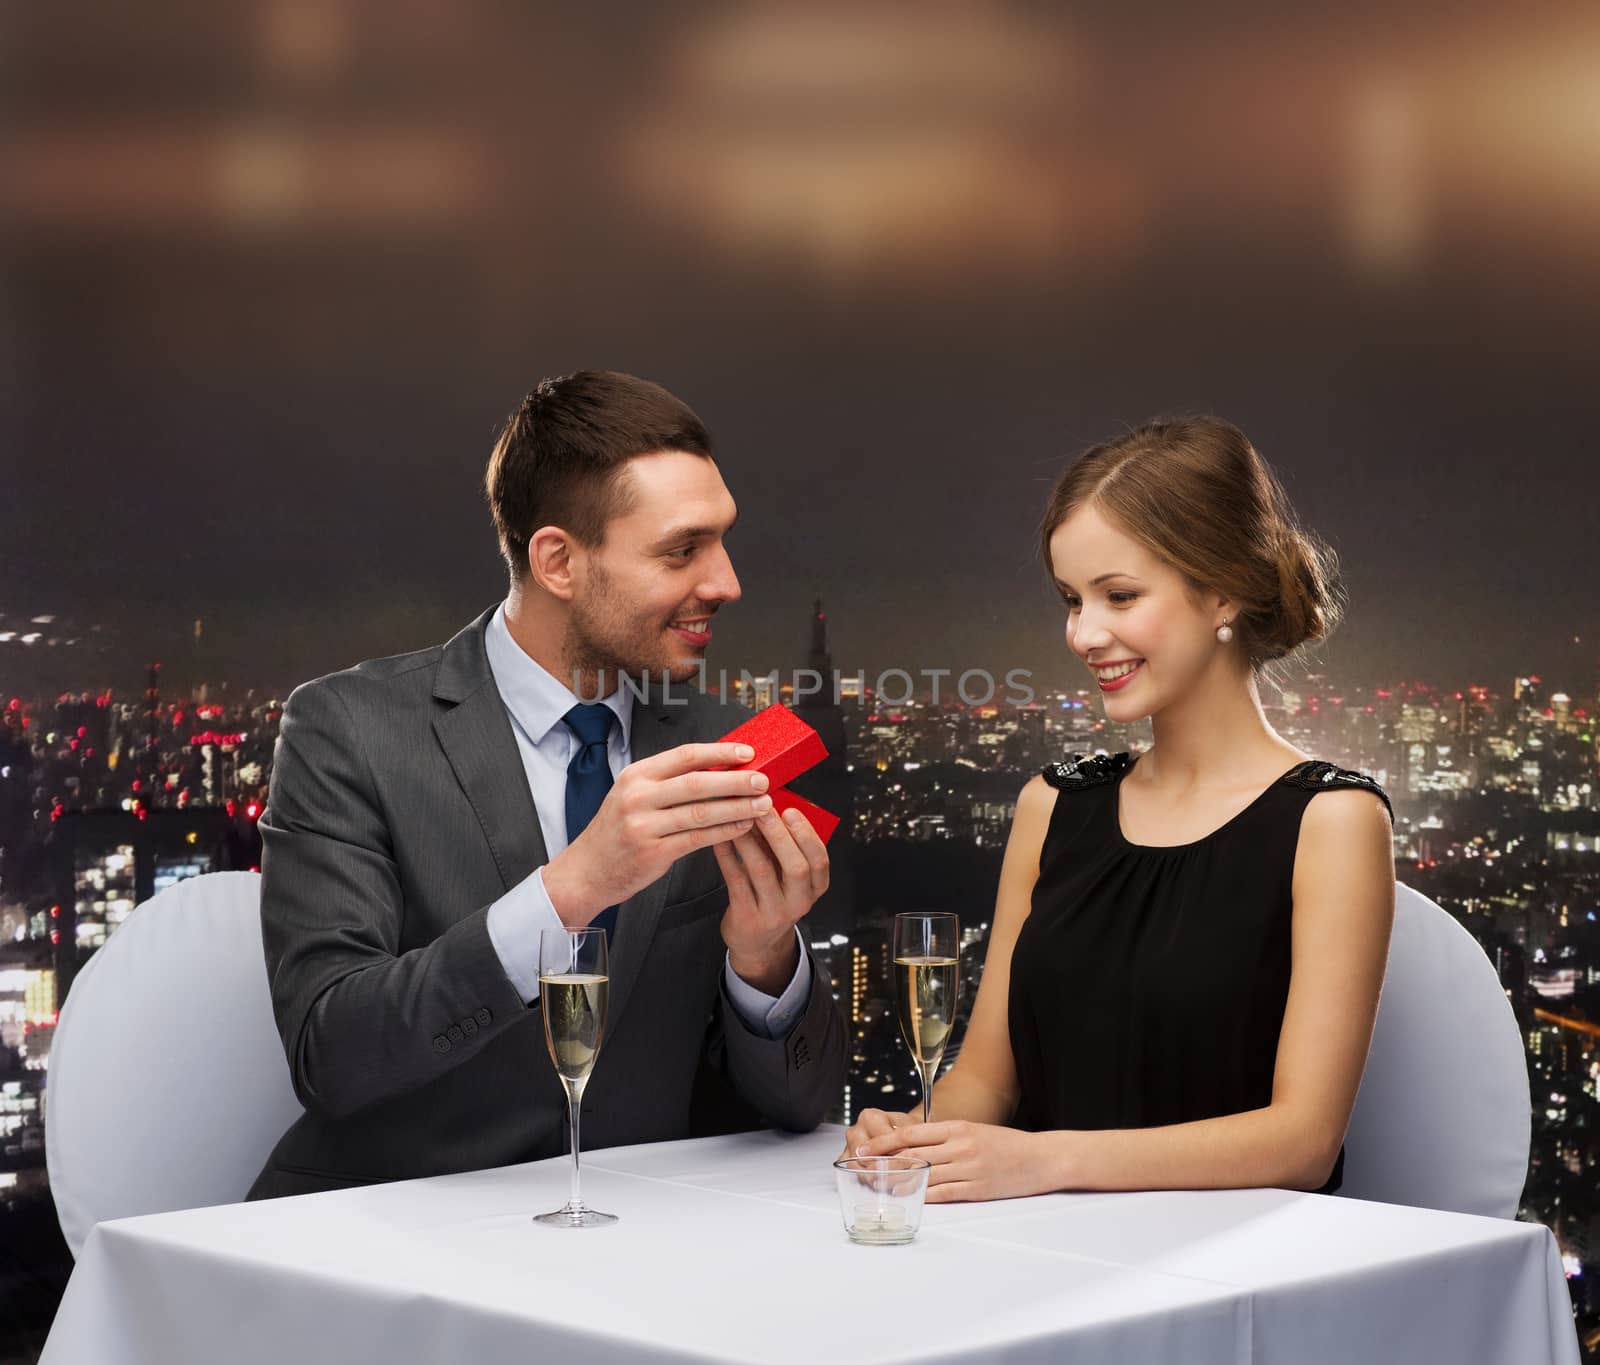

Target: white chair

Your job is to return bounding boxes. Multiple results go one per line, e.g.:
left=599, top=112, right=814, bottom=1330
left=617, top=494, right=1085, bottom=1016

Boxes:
left=47, top=871, right=303, bottom=1257
left=1337, top=881, right=1531, bottom=1219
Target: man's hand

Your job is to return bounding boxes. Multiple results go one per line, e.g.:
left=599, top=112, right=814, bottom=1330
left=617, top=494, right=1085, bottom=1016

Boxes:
left=714, top=806, right=830, bottom=994
left=543, top=742, right=770, bottom=927
left=858, top=1120, right=1058, bottom=1203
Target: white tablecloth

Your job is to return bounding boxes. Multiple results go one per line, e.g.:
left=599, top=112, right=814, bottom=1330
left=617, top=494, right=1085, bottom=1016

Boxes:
left=42, top=1125, right=1579, bottom=1365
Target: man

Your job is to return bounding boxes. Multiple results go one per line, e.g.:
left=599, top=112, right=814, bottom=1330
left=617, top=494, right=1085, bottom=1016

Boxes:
left=249, top=370, right=846, bottom=1199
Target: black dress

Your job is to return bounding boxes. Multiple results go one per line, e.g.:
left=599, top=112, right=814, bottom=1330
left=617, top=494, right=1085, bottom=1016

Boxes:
left=1007, top=753, right=1392, bottom=1196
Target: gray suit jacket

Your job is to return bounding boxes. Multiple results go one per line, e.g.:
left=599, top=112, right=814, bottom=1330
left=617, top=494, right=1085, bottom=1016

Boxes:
left=248, top=606, right=847, bottom=1200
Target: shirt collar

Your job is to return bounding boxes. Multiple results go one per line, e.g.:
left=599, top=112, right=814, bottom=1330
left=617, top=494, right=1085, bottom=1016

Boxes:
left=484, top=601, right=634, bottom=750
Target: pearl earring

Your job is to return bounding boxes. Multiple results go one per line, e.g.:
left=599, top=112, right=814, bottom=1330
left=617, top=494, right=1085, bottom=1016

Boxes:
left=1216, top=620, right=1234, bottom=644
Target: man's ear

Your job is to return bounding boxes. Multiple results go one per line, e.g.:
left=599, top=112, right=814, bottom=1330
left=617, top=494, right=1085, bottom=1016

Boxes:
left=528, top=526, right=578, bottom=601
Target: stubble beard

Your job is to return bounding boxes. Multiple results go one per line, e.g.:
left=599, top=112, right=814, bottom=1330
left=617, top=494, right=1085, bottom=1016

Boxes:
left=564, top=564, right=705, bottom=696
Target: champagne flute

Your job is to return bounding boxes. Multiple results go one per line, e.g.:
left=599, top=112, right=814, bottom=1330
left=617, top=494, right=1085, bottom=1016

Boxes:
left=535, top=926, right=616, bottom=1227
left=892, top=912, right=960, bottom=1125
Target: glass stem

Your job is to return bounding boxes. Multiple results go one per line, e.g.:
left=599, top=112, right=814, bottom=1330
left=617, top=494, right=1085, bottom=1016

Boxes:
left=567, top=1084, right=583, bottom=1210
left=920, top=1062, right=934, bottom=1124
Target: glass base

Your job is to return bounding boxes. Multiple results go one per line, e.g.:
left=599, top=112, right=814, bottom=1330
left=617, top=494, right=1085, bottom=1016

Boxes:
left=847, top=1205, right=916, bottom=1244
left=534, top=1202, right=618, bottom=1228
left=848, top=1226, right=915, bottom=1245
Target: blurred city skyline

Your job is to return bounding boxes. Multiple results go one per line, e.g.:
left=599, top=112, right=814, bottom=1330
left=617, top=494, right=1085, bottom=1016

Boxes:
left=5, top=0, right=1598, bottom=695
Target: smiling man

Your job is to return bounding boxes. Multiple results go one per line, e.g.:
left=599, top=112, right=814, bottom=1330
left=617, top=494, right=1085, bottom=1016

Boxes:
left=249, top=370, right=846, bottom=1199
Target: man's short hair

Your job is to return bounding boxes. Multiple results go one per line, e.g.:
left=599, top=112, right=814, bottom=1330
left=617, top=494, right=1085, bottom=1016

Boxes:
left=484, top=370, right=715, bottom=581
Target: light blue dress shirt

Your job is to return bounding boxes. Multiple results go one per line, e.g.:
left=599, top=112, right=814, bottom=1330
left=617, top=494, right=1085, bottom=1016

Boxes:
left=482, top=603, right=811, bottom=1040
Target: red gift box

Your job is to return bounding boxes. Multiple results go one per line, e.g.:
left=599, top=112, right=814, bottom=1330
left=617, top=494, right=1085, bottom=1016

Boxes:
left=718, top=704, right=828, bottom=791
left=717, top=705, right=839, bottom=844
left=770, top=786, right=840, bottom=845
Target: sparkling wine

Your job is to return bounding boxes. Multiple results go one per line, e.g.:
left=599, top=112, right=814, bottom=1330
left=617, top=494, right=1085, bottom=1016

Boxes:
left=540, top=973, right=609, bottom=1089
left=894, top=955, right=958, bottom=1068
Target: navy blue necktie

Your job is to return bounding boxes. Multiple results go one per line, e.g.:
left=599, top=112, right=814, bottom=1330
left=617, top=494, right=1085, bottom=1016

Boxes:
left=563, top=703, right=618, bottom=938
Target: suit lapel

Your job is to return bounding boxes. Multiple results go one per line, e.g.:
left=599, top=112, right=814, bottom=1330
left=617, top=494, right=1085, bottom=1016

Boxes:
left=605, top=687, right=688, bottom=1036
left=431, top=608, right=549, bottom=895
left=432, top=616, right=698, bottom=1034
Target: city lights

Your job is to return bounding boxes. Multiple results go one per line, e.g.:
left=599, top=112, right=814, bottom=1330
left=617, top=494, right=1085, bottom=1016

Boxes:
left=0, top=656, right=1596, bottom=1331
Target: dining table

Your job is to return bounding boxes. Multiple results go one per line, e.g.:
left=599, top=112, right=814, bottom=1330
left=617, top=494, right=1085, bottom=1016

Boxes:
left=40, top=1123, right=1581, bottom=1364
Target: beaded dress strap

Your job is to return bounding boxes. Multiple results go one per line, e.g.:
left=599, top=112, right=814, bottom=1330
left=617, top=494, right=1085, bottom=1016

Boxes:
left=1278, top=760, right=1394, bottom=822
left=1040, top=752, right=1133, bottom=793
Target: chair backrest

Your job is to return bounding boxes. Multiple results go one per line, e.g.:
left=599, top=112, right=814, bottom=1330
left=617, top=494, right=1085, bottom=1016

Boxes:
left=46, top=871, right=303, bottom=1257
left=1337, top=881, right=1530, bottom=1219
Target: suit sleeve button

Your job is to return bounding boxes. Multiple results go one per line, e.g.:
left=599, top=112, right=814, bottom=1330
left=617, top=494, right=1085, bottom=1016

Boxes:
left=447, top=1025, right=464, bottom=1043
left=461, top=1017, right=479, bottom=1036
left=432, top=1035, right=451, bottom=1053
left=475, top=1007, right=493, bottom=1026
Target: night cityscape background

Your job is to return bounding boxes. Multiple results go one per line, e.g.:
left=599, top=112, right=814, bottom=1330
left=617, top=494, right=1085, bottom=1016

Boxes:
left=4, top=0, right=1598, bottom=1360
left=3, top=637, right=1599, bottom=1356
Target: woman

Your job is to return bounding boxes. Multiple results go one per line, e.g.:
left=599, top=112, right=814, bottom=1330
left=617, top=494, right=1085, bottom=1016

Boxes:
left=847, top=416, right=1394, bottom=1201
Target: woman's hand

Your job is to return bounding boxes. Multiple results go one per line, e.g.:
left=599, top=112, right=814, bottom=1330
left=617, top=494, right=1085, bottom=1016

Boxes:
left=839, top=1107, right=917, bottom=1161
left=858, top=1119, right=1061, bottom=1203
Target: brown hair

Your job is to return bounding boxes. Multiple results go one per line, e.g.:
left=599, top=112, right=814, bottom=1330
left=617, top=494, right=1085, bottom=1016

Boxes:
left=1038, top=416, right=1343, bottom=667
left=484, top=370, right=715, bottom=581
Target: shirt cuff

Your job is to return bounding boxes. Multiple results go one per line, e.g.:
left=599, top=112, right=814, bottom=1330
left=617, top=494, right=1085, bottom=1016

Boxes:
left=486, top=866, right=566, bottom=1004
left=722, top=928, right=812, bottom=1040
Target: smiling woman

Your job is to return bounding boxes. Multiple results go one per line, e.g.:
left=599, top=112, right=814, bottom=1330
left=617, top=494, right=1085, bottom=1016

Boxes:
left=1041, top=416, right=1344, bottom=681
left=846, top=416, right=1395, bottom=1207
